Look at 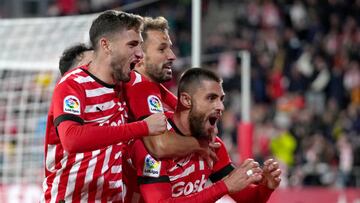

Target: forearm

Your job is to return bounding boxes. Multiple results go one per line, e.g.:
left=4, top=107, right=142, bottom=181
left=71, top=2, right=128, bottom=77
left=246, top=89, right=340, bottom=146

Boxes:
left=161, top=181, right=227, bottom=203
left=58, top=120, right=148, bottom=153
left=143, top=131, right=200, bottom=159
left=229, top=184, right=274, bottom=203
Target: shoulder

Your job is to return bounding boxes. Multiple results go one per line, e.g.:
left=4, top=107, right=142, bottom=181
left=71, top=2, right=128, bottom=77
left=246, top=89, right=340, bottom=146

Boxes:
left=126, top=71, right=159, bottom=89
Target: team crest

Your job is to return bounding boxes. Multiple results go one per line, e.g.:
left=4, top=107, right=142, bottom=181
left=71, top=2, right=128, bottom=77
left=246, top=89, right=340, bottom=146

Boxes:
left=143, top=154, right=161, bottom=177
left=147, top=95, right=163, bottom=113
left=63, top=95, right=81, bottom=115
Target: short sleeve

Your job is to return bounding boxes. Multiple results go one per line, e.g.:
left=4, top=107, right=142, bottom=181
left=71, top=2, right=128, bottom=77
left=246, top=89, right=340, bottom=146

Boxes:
left=52, top=79, right=86, bottom=126
left=125, top=80, right=164, bottom=120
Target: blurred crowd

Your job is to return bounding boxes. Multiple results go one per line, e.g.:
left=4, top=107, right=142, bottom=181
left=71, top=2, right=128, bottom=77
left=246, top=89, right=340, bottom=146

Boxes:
left=46, top=0, right=360, bottom=188
left=2, top=0, right=360, bottom=188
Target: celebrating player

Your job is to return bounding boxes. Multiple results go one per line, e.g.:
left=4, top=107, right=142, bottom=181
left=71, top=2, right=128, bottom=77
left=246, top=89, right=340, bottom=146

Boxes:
left=41, top=10, right=167, bottom=203
left=124, top=68, right=281, bottom=202
left=124, top=16, right=216, bottom=160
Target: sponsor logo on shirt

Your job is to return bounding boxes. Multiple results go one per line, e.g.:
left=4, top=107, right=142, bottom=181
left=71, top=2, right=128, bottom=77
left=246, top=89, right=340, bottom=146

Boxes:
left=147, top=95, right=163, bottom=113
left=172, top=174, right=207, bottom=197
left=63, top=95, right=80, bottom=115
left=143, top=154, right=161, bottom=177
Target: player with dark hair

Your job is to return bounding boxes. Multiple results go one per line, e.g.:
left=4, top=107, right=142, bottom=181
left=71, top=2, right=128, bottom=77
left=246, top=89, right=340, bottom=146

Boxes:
left=124, top=68, right=281, bottom=202
left=41, top=10, right=167, bottom=203
left=59, top=43, right=93, bottom=76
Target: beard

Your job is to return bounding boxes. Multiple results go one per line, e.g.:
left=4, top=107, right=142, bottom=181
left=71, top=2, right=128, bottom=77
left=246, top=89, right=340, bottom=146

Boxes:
left=189, top=101, right=208, bottom=139
left=146, top=62, right=172, bottom=83
left=110, top=55, right=131, bottom=83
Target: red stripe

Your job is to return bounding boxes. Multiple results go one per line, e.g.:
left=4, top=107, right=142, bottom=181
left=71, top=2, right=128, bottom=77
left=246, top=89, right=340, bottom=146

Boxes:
left=72, top=151, right=92, bottom=203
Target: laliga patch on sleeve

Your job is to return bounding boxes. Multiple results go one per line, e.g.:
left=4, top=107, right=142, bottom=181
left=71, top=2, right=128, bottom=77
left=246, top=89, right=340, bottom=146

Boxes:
left=63, top=95, right=81, bottom=115
left=147, top=95, right=164, bottom=113
left=143, top=154, right=161, bottom=177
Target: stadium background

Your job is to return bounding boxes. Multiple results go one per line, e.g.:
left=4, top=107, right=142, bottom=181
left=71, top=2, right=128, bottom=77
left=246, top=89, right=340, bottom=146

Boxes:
left=0, top=0, right=360, bottom=202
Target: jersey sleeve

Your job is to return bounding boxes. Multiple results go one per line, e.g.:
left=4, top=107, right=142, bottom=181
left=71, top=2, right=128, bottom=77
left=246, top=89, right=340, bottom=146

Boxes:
left=207, top=138, right=274, bottom=203
left=209, top=136, right=235, bottom=182
left=228, top=184, right=274, bottom=203
left=130, top=139, right=170, bottom=184
left=126, top=79, right=165, bottom=120
left=53, top=79, right=86, bottom=125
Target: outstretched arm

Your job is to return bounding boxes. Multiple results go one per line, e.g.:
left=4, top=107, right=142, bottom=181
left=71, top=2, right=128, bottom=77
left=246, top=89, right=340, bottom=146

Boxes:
left=143, top=131, right=201, bottom=158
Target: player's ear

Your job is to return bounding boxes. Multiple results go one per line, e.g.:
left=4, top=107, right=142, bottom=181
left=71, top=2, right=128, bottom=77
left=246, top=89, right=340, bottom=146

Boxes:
left=179, top=92, right=191, bottom=108
left=100, top=37, right=111, bottom=54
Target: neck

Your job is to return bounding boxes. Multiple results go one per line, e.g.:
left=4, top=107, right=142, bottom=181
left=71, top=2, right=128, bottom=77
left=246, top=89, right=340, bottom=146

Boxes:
left=173, top=108, right=191, bottom=136
left=88, top=53, right=115, bottom=85
left=134, top=63, right=154, bottom=82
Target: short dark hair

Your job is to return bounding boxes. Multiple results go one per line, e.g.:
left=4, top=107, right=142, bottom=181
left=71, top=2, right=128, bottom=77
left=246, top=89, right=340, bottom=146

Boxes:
left=59, top=43, right=93, bottom=76
left=178, top=68, right=222, bottom=98
left=142, top=16, right=169, bottom=42
left=89, top=10, right=143, bottom=50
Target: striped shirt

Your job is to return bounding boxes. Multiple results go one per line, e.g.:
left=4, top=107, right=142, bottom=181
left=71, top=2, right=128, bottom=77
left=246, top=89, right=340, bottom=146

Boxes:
left=41, top=66, right=130, bottom=203
left=123, top=114, right=234, bottom=202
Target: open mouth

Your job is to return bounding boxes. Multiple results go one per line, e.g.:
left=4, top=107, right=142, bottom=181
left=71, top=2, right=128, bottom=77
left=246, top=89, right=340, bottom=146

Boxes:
left=163, top=62, right=173, bottom=70
left=130, top=62, right=136, bottom=70
left=209, top=116, right=218, bottom=126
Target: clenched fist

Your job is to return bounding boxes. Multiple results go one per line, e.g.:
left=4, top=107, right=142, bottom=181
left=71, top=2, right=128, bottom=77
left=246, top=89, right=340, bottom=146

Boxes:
left=144, top=113, right=167, bottom=136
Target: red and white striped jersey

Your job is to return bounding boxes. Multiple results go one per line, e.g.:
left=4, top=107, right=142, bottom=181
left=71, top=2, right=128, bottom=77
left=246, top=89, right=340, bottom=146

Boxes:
left=41, top=66, right=129, bottom=203
left=123, top=114, right=234, bottom=203
left=124, top=71, right=177, bottom=121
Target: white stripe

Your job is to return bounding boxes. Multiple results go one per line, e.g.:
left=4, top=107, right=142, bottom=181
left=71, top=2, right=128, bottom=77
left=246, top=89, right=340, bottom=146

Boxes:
left=74, top=75, right=95, bottom=83
left=65, top=153, right=84, bottom=202
left=81, top=150, right=100, bottom=203
left=46, top=144, right=57, bottom=172
left=59, top=69, right=82, bottom=84
left=114, top=151, right=122, bottom=159
left=169, top=164, right=195, bottom=181
left=199, top=159, right=204, bottom=170
left=84, top=114, right=113, bottom=123
left=111, top=165, right=122, bottom=173
left=85, top=100, right=115, bottom=113
left=167, top=121, right=172, bottom=130
left=94, top=146, right=112, bottom=200
left=85, top=87, right=114, bottom=97
left=132, top=72, right=142, bottom=85
left=40, top=177, right=48, bottom=203
left=95, top=176, right=104, bottom=200
left=109, top=180, right=123, bottom=189
left=101, top=146, right=113, bottom=173
left=50, top=151, right=69, bottom=203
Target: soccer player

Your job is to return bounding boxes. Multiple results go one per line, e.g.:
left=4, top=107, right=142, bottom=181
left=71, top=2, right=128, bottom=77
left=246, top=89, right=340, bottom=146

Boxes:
left=125, top=68, right=281, bottom=202
left=41, top=10, right=167, bottom=203
left=124, top=16, right=214, bottom=160
left=59, top=43, right=93, bottom=76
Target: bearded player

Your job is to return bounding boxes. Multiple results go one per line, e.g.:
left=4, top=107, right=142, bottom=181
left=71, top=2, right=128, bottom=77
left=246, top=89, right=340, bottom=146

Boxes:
left=124, top=68, right=281, bottom=202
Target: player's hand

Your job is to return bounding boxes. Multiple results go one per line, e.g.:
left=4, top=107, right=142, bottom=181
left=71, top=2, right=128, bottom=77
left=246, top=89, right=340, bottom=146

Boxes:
left=223, top=159, right=262, bottom=194
left=144, top=113, right=167, bottom=136
left=259, top=158, right=281, bottom=189
left=195, top=139, right=220, bottom=168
